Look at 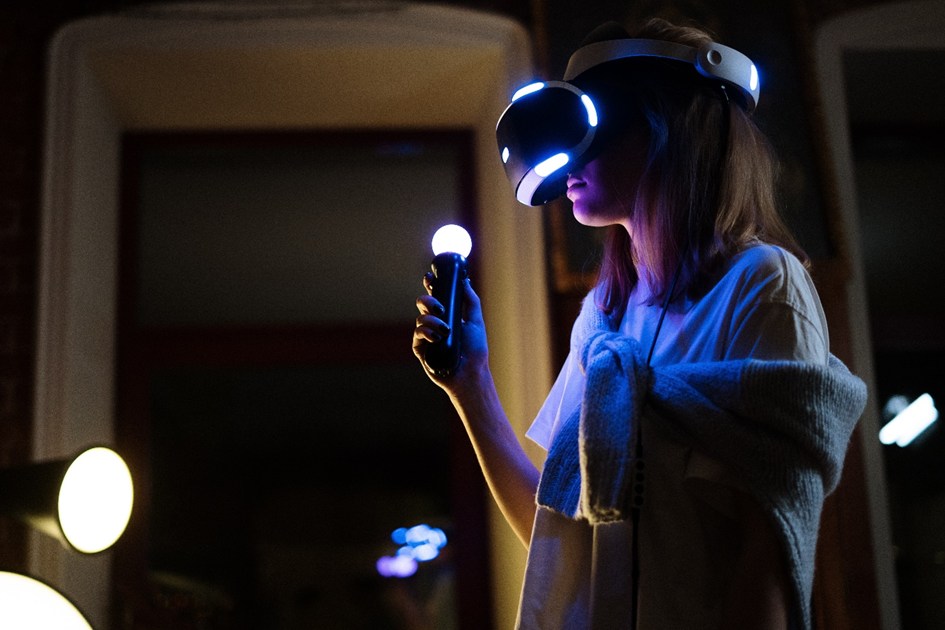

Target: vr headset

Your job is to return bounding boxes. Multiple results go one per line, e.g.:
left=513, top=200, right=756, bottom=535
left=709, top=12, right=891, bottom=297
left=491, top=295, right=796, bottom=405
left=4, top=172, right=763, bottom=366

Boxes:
left=495, top=22, right=760, bottom=206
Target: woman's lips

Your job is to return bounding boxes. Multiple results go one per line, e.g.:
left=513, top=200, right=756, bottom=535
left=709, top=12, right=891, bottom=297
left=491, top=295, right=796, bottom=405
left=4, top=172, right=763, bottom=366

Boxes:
left=566, top=178, right=585, bottom=200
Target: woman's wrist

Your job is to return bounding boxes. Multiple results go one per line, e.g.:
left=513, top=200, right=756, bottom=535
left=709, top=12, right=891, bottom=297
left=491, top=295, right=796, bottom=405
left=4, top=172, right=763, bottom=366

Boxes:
left=447, top=359, right=495, bottom=406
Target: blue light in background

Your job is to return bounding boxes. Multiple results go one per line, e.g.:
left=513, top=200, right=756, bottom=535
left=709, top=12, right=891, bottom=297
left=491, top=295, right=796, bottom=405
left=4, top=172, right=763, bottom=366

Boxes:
left=377, top=555, right=418, bottom=578
left=379, top=523, right=449, bottom=577
left=426, top=528, right=447, bottom=548
left=413, top=543, right=439, bottom=561
left=511, top=82, right=545, bottom=102
left=391, top=527, right=408, bottom=545
left=502, top=147, right=510, bottom=163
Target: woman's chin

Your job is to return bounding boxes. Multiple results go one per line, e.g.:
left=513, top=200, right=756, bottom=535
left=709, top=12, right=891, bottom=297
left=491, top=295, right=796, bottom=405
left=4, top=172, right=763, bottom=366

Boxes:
left=572, top=206, right=610, bottom=228
left=571, top=204, right=596, bottom=227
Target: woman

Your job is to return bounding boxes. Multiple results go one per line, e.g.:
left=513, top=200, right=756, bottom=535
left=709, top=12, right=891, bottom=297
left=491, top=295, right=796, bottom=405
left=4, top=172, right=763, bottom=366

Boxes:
left=413, top=18, right=864, bottom=630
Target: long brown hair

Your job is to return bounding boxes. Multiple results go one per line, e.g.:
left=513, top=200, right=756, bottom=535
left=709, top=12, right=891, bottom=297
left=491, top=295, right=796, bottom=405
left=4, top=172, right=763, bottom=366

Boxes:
left=592, top=18, right=807, bottom=319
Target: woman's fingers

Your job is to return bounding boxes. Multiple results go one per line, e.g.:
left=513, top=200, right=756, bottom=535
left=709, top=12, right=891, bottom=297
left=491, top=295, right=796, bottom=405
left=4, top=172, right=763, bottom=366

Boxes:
left=414, top=292, right=450, bottom=350
left=423, top=272, right=434, bottom=296
left=416, top=294, right=444, bottom=317
left=414, top=313, right=450, bottom=343
left=414, top=274, right=487, bottom=382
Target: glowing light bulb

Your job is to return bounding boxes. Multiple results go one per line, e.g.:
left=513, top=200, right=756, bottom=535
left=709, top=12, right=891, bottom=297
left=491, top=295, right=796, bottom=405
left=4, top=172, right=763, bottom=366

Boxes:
left=0, top=571, right=94, bottom=629
left=534, top=153, right=569, bottom=177
left=58, top=447, right=134, bottom=553
left=511, top=82, right=544, bottom=102
left=431, top=225, right=472, bottom=258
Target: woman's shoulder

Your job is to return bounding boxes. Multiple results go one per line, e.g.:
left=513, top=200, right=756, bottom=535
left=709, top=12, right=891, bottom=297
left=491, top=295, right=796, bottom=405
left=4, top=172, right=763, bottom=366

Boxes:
left=724, top=242, right=813, bottom=291
left=728, top=241, right=805, bottom=277
left=719, top=243, right=830, bottom=362
left=720, top=242, right=816, bottom=308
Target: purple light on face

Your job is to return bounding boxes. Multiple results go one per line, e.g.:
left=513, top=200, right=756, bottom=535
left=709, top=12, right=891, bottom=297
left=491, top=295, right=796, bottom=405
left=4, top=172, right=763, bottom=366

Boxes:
left=377, top=555, right=418, bottom=578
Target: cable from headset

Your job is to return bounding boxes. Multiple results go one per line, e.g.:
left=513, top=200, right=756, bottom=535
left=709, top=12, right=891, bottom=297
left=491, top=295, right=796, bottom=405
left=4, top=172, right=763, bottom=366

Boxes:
left=629, top=221, right=687, bottom=630
left=630, top=85, right=732, bottom=630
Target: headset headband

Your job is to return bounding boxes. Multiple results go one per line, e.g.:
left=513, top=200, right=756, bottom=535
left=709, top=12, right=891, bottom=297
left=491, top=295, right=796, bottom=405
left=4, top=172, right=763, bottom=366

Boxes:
left=564, top=38, right=759, bottom=113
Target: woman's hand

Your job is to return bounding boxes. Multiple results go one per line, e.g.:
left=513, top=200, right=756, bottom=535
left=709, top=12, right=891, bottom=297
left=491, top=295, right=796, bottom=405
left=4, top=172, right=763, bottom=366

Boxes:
left=413, top=273, right=489, bottom=394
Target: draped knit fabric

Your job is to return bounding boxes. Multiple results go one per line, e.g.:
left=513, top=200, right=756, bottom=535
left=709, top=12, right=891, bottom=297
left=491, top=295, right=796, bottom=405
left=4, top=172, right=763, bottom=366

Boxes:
left=535, top=295, right=868, bottom=630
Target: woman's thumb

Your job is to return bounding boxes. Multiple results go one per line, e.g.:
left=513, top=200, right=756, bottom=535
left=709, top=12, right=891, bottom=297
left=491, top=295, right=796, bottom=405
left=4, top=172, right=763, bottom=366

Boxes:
left=462, top=278, right=483, bottom=325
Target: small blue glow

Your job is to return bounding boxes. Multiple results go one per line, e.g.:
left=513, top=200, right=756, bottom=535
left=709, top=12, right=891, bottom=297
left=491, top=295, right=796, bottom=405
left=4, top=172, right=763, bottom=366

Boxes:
left=581, top=95, right=598, bottom=127
left=511, top=82, right=545, bottom=102
left=879, top=393, right=938, bottom=447
left=429, top=527, right=447, bottom=548
left=534, top=153, right=570, bottom=177
left=750, top=64, right=759, bottom=91
left=391, top=527, right=408, bottom=545
left=413, top=543, right=439, bottom=562
left=502, top=147, right=510, bottom=163
left=406, top=524, right=431, bottom=545
left=384, top=523, right=449, bottom=570
left=377, top=555, right=418, bottom=578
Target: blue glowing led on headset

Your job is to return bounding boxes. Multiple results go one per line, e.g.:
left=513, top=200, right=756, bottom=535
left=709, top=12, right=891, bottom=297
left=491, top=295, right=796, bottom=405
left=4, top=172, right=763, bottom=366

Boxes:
left=581, top=95, right=598, bottom=127
left=534, top=153, right=570, bottom=177
left=750, top=64, right=759, bottom=91
left=502, top=147, right=510, bottom=163
left=511, top=82, right=545, bottom=102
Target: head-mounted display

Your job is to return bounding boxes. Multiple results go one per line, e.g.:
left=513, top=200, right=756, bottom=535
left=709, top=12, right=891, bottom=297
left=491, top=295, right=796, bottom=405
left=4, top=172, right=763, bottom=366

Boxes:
left=495, top=23, right=761, bottom=206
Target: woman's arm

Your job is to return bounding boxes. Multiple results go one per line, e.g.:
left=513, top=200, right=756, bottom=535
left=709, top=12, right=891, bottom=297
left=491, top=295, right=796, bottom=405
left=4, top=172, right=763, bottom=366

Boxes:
left=414, top=278, right=540, bottom=547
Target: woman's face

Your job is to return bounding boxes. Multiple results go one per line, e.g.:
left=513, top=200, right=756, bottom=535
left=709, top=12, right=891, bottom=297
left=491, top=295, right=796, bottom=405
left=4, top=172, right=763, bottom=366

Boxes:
left=565, top=125, right=649, bottom=234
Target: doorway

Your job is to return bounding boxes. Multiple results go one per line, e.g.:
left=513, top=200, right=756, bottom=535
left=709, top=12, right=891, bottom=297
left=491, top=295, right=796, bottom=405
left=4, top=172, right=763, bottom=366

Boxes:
left=112, top=131, right=492, bottom=629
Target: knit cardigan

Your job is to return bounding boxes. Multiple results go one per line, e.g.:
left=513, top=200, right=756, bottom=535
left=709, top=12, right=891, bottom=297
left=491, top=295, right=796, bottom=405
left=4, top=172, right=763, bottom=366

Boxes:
left=536, top=295, right=868, bottom=630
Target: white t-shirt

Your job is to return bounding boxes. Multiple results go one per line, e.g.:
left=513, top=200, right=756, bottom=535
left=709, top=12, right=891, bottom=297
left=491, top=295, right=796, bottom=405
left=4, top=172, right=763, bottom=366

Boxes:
left=517, top=243, right=828, bottom=630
